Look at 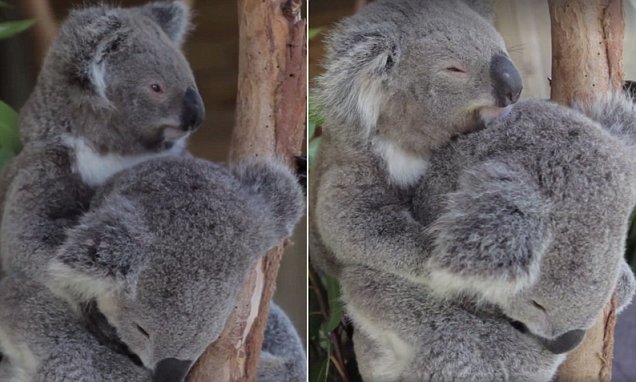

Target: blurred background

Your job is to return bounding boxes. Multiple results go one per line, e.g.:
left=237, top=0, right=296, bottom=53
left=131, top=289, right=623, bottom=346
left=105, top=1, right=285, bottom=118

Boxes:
left=309, top=1, right=636, bottom=381
left=0, top=0, right=306, bottom=343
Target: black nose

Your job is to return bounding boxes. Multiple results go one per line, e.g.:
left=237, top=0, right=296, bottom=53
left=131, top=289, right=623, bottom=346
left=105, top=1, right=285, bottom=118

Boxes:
left=490, top=54, right=523, bottom=107
left=180, top=87, right=205, bottom=131
left=539, top=329, right=586, bottom=354
left=152, top=358, right=193, bottom=382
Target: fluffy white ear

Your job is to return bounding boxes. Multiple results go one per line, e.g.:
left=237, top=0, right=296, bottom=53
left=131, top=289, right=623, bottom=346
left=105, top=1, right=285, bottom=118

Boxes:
left=316, top=25, right=400, bottom=139
left=425, top=160, right=552, bottom=304
left=46, top=196, right=147, bottom=303
left=61, top=7, right=129, bottom=99
left=138, top=1, right=191, bottom=46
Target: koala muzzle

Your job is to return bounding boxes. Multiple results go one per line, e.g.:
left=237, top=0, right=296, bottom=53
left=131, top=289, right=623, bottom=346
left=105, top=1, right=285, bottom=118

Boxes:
left=538, top=329, right=586, bottom=354
left=490, top=54, right=523, bottom=107
left=180, top=87, right=205, bottom=132
left=152, top=358, right=193, bottom=382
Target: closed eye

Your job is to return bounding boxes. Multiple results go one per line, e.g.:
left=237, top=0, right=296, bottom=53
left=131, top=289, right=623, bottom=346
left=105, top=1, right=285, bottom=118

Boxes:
left=532, top=300, right=546, bottom=312
left=135, top=323, right=150, bottom=338
left=446, top=66, right=467, bottom=74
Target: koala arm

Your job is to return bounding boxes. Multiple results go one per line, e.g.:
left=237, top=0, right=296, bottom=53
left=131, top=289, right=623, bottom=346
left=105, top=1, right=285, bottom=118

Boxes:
left=316, top=165, right=433, bottom=279
left=616, top=260, right=636, bottom=313
left=0, top=144, right=93, bottom=277
left=257, top=303, right=306, bottom=382
left=426, top=160, right=551, bottom=302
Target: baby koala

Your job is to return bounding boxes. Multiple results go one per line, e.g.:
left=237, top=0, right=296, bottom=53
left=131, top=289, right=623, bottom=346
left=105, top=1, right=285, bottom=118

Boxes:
left=310, top=0, right=522, bottom=279
left=0, top=156, right=305, bottom=382
left=0, top=1, right=204, bottom=279
left=342, top=94, right=636, bottom=381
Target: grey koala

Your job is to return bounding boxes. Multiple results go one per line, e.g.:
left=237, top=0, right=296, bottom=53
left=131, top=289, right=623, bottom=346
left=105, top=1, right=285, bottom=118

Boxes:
left=0, top=156, right=305, bottom=382
left=341, top=94, right=636, bottom=381
left=0, top=1, right=204, bottom=279
left=309, top=0, right=523, bottom=278
left=0, top=276, right=304, bottom=382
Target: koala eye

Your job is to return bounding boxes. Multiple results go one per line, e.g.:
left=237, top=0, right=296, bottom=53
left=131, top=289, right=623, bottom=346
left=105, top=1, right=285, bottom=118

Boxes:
left=150, top=83, right=164, bottom=93
left=446, top=66, right=467, bottom=74
left=531, top=300, right=547, bottom=312
left=135, top=323, right=150, bottom=338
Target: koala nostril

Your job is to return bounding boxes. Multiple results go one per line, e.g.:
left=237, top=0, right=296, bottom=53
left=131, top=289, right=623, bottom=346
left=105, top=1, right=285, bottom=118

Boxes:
left=490, top=53, right=523, bottom=107
left=152, top=358, right=193, bottom=382
left=180, top=87, right=205, bottom=132
left=540, top=329, right=586, bottom=354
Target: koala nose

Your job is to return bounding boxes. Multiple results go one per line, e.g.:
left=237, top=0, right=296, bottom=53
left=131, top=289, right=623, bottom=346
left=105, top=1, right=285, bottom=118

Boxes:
left=180, top=87, right=205, bottom=132
left=490, top=54, right=523, bottom=107
left=152, top=358, right=193, bottom=382
left=539, top=329, right=586, bottom=354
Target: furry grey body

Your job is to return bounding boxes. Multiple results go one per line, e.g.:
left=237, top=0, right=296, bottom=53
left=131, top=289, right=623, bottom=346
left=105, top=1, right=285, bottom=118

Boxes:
left=0, top=156, right=305, bottom=381
left=0, top=1, right=203, bottom=279
left=343, top=97, right=636, bottom=381
left=310, top=0, right=522, bottom=279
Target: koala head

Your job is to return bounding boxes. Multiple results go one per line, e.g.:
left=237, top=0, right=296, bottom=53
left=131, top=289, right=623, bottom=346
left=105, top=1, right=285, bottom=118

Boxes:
left=418, top=99, right=636, bottom=355
left=316, top=0, right=522, bottom=156
left=23, top=1, right=204, bottom=155
left=44, top=157, right=303, bottom=382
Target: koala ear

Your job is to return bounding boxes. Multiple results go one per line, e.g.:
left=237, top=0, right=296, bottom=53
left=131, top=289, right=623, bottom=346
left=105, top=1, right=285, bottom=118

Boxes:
left=426, top=160, right=552, bottom=304
left=46, top=197, right=147, bottom=303
left=462, top=0, right=496, bottom=23
left=616, top=260, right=636, bottom=313
left=316, top=26, right=400, bottom=138
left=61, top=8, right=129, bottom=99
left=138, top=1, right=191, bottom=45
left=573, top=90, right=636, bottom=148
left=231, top=157, right=305, bottom=252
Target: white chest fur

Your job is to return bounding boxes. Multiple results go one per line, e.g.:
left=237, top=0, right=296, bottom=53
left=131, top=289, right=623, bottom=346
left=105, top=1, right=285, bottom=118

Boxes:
left=373, top=138, right=429, bottom=187
left=62, top=135, right=186, bottom=188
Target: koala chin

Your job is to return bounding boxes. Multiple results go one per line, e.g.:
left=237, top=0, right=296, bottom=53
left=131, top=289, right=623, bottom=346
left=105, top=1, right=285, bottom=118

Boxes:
left=0, top=1, right=204, bottom=280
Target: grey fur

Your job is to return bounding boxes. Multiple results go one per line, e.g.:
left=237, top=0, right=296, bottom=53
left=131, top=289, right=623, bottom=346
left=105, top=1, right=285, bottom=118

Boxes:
left=44, top=156, right=304, bottom=376
left=310, top=0, right=521, bottom=278
left=258, top=303, right=307, bottom=382
left=0, top=272, right=151, bottom=382
left=0, top=1, right=203, bottom=279
left=343, top=96, right=636, bottom=381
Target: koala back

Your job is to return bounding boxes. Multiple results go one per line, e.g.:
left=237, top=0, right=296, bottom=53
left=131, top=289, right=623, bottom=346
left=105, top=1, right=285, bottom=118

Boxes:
left=46, top=156, right=304, bottom=373
left=414, top=98, right=636, bottom=342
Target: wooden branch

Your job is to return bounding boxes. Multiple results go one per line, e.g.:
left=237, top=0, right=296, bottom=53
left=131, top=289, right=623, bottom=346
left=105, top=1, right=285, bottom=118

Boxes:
left=186, top=0, right=306, bottom=381
left=18, top=0, right=58, bottom=68
left=548, top=1, right=624, bottom=381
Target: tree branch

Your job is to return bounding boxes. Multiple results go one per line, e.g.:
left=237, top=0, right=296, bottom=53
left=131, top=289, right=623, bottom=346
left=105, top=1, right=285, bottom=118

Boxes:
left=548, top=1, right=623, bottom=381
left=186, top=0, right=306, bottom=381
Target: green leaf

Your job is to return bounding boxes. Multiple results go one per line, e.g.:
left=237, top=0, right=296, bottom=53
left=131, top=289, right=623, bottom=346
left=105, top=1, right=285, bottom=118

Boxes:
left=309, top=357, right=330, bottom=382
left=0, top=100, right=21, bottom=169
left=323, top=274, right=344, bottom=333
left=0, top=19, right=35, bottom=40
left=309, top=121, right=317, bottom=139
left=0, top=1, right=12, bottom=8
left=308, top=27, right=323, bottom=40
left=308, top=136, right=321, bottom=168
left=308, top=95, right=324, bottom=127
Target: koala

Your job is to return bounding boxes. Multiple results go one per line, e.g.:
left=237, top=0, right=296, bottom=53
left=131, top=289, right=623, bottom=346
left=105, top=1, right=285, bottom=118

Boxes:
left=309, top=0, right=522, bottom=278
left=0, top=156, right=305, bottom=381
left=340, top=95, right=636, bottom=381
left=0, top=275, right=304, bottom=382
left=0, top=1, right=204, bottom=279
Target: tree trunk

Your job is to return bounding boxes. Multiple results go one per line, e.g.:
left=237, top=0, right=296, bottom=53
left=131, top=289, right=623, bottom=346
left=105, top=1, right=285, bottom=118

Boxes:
left=548, top=1, right=623, bottom=381
left=19, top=0, right=58, bottom=68
left=186, top=0, right=306, bottom=381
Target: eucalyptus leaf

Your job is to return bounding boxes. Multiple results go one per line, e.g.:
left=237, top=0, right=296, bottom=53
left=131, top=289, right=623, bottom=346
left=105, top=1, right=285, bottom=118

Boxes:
left=0, top=19, right=35, bottom=40
left=323, top=275, right=344, bottom=333
left=308, top=27, right=323, bottom=40
left=309, top=136, right=321, bottom=168
left=0, top=100, right=21, bottom=169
